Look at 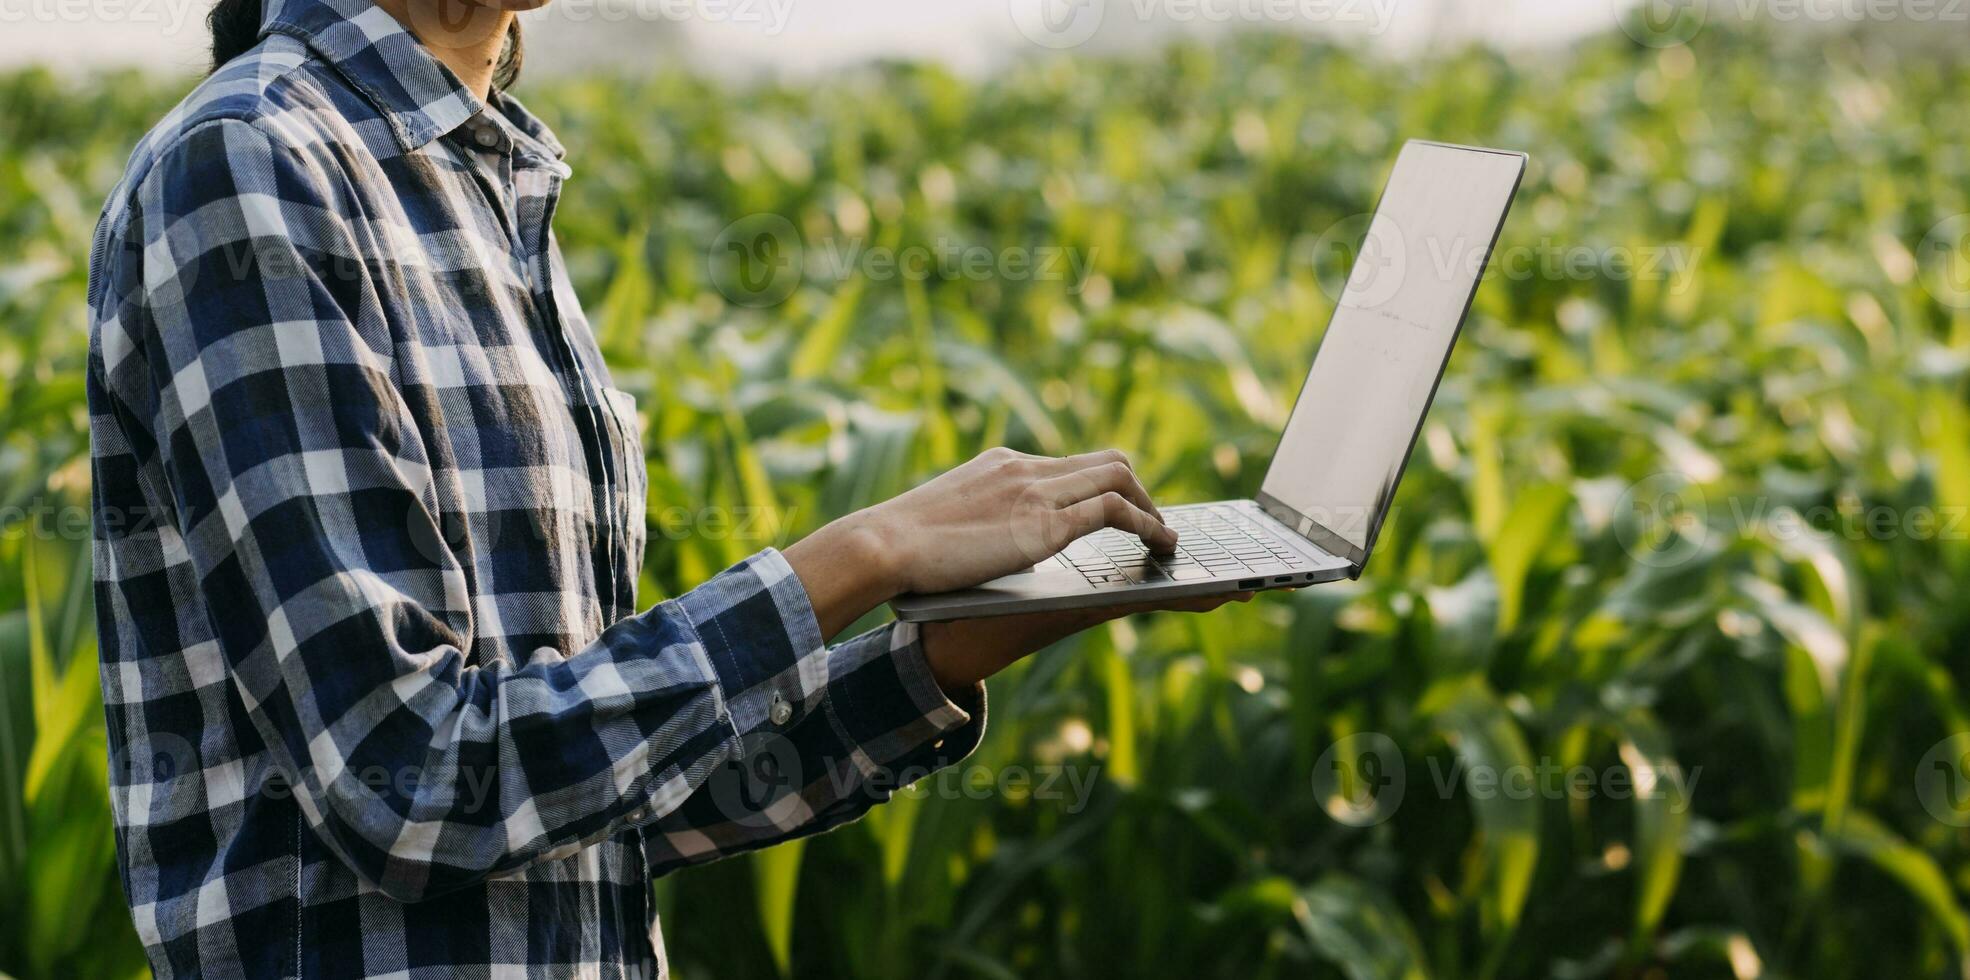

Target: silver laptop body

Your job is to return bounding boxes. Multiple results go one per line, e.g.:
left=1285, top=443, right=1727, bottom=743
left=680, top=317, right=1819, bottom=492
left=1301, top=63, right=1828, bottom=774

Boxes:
left=891, top=140, right=1527, bottom=622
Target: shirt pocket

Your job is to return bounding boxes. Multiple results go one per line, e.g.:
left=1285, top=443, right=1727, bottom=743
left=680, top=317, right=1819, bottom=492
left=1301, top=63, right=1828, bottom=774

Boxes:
left=600, top=386, right=648, bottom=550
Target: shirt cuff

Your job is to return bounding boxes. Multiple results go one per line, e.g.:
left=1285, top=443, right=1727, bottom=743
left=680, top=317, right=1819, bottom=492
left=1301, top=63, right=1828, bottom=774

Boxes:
left=671, top=547, right=828, bottom=744
left=821, top=619, right=987, bottom=791
left=671, top=548, right=984, bottom=785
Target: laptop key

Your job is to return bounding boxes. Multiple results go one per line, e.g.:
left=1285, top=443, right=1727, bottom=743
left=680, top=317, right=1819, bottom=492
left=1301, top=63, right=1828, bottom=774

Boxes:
left=1058, top=503, right=1330, bottom=589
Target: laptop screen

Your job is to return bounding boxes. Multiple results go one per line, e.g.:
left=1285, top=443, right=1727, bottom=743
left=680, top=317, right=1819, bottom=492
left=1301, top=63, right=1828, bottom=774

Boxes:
left=1258, top=141, right=1524, bottom=561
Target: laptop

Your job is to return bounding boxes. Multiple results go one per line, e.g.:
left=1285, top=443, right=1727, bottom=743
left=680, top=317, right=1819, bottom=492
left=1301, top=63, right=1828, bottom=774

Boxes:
left=891, top=140, right=1527, bottom=622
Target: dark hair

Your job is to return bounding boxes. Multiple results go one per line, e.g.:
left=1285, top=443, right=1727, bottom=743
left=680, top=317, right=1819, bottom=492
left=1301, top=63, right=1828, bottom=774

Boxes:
left=208, top=0, right=524, bottom=90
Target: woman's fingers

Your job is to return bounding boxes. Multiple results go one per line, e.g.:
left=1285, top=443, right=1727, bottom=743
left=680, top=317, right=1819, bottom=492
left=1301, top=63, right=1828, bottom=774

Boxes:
left=1034, top=450, right=1166, bottom=511
left=1055, top=489, right=1178, bottom=552
left=1037, top=448, right=1135, bottom=475
left=1037, top=460, right=1167, bottom=525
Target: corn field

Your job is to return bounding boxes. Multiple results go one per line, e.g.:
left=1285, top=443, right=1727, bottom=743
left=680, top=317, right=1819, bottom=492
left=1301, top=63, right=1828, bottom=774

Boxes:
left=4, top=18, right=1970, bottom=980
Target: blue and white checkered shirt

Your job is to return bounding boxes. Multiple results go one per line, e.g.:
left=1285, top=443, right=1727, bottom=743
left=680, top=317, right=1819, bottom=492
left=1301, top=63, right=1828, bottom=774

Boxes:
left=85, top=0, right=982, bottom=975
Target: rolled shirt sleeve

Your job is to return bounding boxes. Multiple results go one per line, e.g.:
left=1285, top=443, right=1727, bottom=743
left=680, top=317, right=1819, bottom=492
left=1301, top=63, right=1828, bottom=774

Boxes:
left=644, top=550, right=986, bottom=874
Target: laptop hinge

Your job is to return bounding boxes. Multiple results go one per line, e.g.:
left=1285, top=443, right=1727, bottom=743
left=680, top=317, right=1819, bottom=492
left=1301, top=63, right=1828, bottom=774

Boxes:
left=1251, top=492, right=1364, bottom=568
left=1244, top=499, right=1351, bottom=570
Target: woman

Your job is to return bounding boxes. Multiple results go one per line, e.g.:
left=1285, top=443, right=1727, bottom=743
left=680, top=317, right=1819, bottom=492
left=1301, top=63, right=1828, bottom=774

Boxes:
left=86, top=0, right=1240, bottom=976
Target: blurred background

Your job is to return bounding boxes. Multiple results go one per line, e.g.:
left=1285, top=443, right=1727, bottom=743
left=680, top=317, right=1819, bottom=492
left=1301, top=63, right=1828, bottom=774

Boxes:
left=7, top=0, right=1970, bottom=977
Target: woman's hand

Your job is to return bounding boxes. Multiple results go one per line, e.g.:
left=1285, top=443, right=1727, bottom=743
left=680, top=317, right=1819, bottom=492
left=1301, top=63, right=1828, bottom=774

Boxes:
left=920, top=592, right=1255, bottom=693
left=784, top=447, right=1180, bottom=639
left=871, top=446, right=1177, bottom=594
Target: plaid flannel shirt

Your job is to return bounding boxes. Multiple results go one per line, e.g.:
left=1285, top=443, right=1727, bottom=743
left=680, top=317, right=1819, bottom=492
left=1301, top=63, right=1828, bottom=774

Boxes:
left=85, top=0, right=984, bottom=975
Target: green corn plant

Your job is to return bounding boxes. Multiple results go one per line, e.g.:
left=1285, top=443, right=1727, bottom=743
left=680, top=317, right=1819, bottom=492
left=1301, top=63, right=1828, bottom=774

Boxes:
left=7, top=16, right=1970, bottom=980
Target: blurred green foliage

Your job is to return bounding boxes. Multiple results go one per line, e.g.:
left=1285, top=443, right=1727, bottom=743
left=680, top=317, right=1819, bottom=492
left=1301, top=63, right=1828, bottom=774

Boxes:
left=6, top=19, right=1970, bottom=980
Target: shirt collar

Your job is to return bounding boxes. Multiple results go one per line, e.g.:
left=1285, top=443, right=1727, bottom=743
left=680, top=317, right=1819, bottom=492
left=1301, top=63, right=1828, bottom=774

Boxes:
left=260, top=0, right=562, bottom=161
left=490, top=89, right=568, bottom=162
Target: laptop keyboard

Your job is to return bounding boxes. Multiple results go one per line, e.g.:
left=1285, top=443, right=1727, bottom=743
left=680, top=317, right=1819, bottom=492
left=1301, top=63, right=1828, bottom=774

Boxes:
left=1057, top=503, right=1309, bottom=588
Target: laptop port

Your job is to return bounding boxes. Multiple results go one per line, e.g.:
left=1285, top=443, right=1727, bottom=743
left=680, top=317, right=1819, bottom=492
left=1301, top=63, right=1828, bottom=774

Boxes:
left=1274, top=576, right=1293, bottom=584
left=1237, top=578, right=1263, bottom=589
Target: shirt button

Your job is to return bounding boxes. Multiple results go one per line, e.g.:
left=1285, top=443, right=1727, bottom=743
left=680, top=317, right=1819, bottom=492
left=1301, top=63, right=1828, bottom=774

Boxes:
left=769, top=693, right=793, bottom=726
left=629, top=805, right=653, bottom=823
left=475, top=127, right=499, bottom=148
